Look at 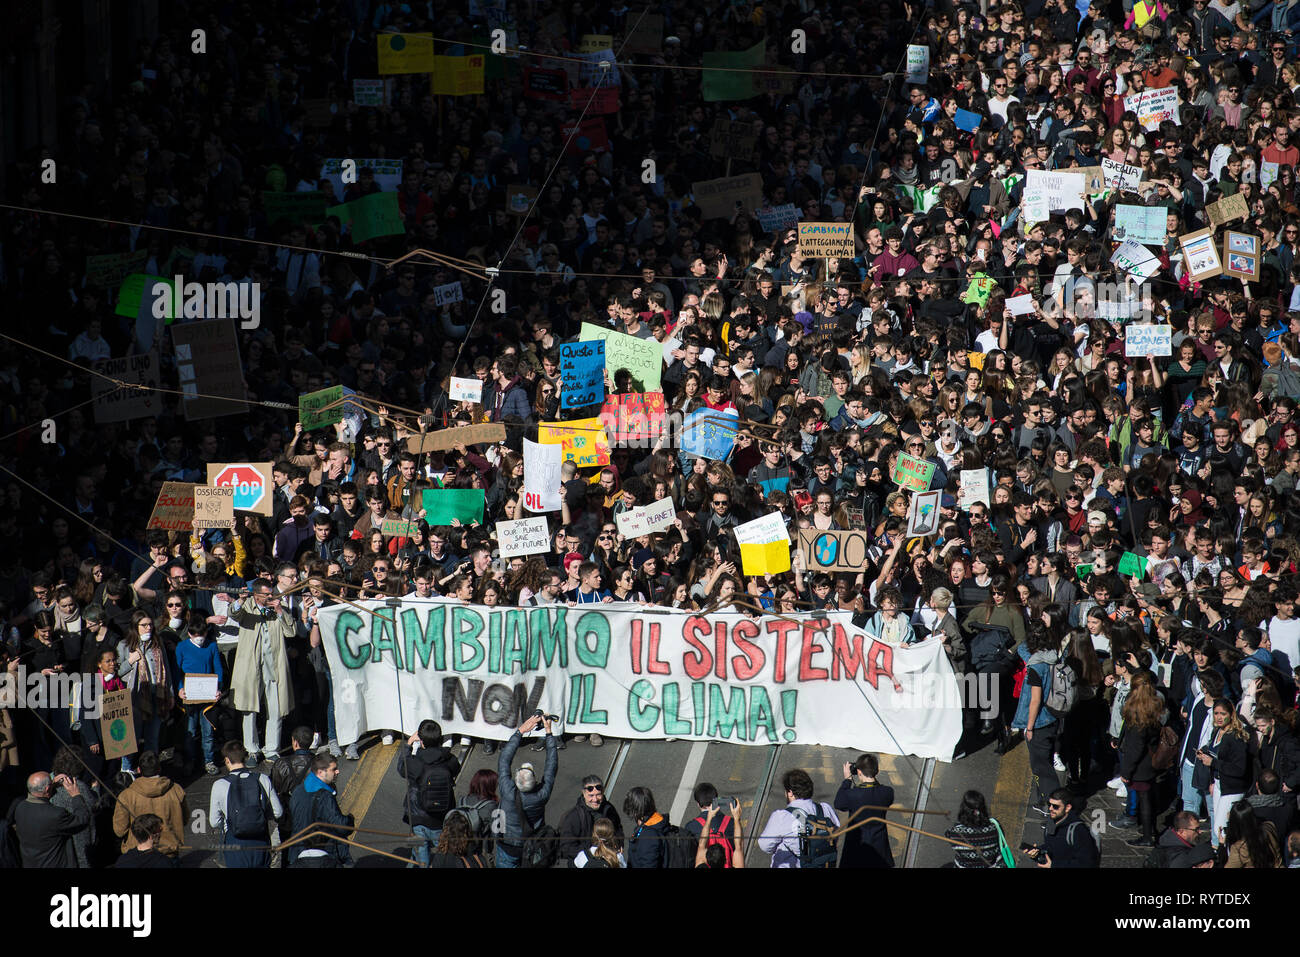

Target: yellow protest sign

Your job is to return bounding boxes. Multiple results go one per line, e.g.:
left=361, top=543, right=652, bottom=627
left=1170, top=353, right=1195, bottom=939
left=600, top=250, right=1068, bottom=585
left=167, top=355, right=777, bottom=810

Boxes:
left=538, top=419, right=610, bottom=468
left=431, top=54, right=485, bottom=95
left=377, top=33, right=435, bottom=74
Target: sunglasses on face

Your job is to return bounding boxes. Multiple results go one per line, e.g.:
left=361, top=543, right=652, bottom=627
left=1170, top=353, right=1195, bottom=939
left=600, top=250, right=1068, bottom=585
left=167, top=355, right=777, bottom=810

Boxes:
left=584, top=785, right=604, bottom=792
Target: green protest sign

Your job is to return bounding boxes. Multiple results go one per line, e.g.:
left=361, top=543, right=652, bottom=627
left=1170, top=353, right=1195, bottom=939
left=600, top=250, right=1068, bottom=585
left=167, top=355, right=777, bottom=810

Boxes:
left=579, top=323, right=662, bottom=391
left=701, top=41, right=764, bottom=101
left=1117, top=551, right=1147, bottom=578
left=891, top=452, right=935, bottom=492
left=299, top=386, right=344, bottom=430
left=326, top=191, right=405, bottom=243
left=1076, top=564, right=1093, bottom=578
left=422, top=488, right=486, bottom=525
left=262, top=190, right=328, bottom=225
left=116, top=274, right=171, bottom=318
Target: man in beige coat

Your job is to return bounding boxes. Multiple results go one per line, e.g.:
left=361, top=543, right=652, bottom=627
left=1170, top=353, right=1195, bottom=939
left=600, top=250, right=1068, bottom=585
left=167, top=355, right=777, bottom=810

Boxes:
left=230, top=580, right=296, bottom=764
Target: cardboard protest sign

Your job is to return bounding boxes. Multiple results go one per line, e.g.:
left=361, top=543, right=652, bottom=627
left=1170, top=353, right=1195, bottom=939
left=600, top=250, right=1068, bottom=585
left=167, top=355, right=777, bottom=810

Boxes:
left=522, top=438, right=562, bottom=512
left=616, top=498, right=677, bottom=538
left=756, top=204, right=801, bottom=231
left=599, top=392, right=666, bottom=443
left=735, top=512, right=790, bottom=576
left=798, top=528, right=874, bottom=572
left=147, top=482, right=196, bottom=532
left=797, top=222, right=855, bottom=258
left=560, top=340, right=607, bottom=409
left=208, top=462, right=274, bottom=515
left=1122, top=86, right=1179, bottom=130
left=497, top=516, right=551, bottom=557
left=433, top=282, right=464, bottom=306
left=407, top=423, right=506, bottom=454
left=450, top=377, right=482, bottom=404
left=1223, top=230, right=1261, bottom=282
left=537, top=419, right=610, bottom=468
left=192, top=485, right=236, bottom=529
left=891, top=452, right=935, bottom=492
left=681, top=408, right=738, bottom=460
left=958, top=469, right=991, bottom=509
left=505, top=183, right=539, bottom=216
left=1076, top=166, right=1105, bottom=195
left=171, top=319, right=248, bottom=419
left=299, top=386, right=344, bottom=431
left=422, top=488, right=486, bottom=525
left=99, top=689, right=138, bottom=761
left=577, top=33, right=613, bottom=52
left=92, top=353, right=161, bottom=424
left=1102, top=158, right=1143, bottom=192
left=708, top=119, right=759, bottom=161
left=906, top=490, right=942, bottom=538
left=1125, top=324, right=1172, bottom=357
left=301, top=98, right=335, bottom=127
left=1177, top=228, right=1223, bottom=281
left=319, top=600, right=964, bottom=755
left=691, top=173, right=765, bottom=220
left=1206, top=192, right=1248, bottom=228
left=579, top=323, right=662, bottom=390
left=380, top=518, right=422, bottom=537
left=755, top=65, right=797, bottom=95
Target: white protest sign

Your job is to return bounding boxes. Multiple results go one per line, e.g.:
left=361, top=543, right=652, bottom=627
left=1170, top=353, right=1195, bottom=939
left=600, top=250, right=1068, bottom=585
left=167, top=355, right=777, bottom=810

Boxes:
left=1102, top=158, right=1143, bottom=192
left=905, top=490, right=942, bottom=538
left=522, top=437, right=562, bottom=513
left=1006, top=294, right=1036, bottom=316
left=1261, top=161, right=1280, bottom=190
left=958, top=469, right=991, bottom=509
left=450, top=376, right=482, bottom=403
left=1124, top=324, right=1172, bottom=357
left=433, top=281, right=464, bottom=306
left=353, top=79, right=385, bottom=106
left=1122, top=87, right=1180, bottom=130
left=616, top=497, right=677, bottom=538
left=497, top=516, right=551, bottom=557
left=1110, top=240, right=1162, bottom=279
left=1023, top=170, right=1086, bottom=217
left=906, top=45, right=930, bottom=83
left=1210, top=143, right=1232, bottom=181
left=734, top=511, right=789, bottom=545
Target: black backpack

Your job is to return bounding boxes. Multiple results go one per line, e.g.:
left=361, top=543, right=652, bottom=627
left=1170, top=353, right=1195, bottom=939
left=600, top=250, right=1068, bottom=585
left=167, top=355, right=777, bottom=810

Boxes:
left=663, top=822, right=696, bottom=869
left=226, top=770, right=272, bottom=840
left=515, top=790, right=558, bottom=869
left=414, top=761, right=455, bottom=819
left=787, top=802, right=839, bottom=869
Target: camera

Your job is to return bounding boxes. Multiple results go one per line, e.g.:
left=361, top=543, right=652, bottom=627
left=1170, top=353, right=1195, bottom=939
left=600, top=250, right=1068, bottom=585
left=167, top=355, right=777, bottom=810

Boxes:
left=532, top=709, right=559, bottom=723
left=1020, top=842, right=1039, bottom=853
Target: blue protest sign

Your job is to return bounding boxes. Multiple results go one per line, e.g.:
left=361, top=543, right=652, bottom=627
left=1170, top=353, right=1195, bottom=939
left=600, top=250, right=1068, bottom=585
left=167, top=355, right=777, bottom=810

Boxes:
left=682, top=408, right=738, bottom=460
left=560, top=340, right=606, bottom=409
left=954, top=108, right=982, bottom=133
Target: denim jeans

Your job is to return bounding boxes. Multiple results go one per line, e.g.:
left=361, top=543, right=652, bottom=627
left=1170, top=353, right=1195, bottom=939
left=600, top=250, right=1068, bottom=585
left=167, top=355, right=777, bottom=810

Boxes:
left=496, top=844, right=521, bottom=868
left=1178, top=760, right=1204, bottom=814
left=411, top=825, right=441, bottom=867
left=123, top=714, right=162, bottom=772
left=185, top=704, right=215, bottom=764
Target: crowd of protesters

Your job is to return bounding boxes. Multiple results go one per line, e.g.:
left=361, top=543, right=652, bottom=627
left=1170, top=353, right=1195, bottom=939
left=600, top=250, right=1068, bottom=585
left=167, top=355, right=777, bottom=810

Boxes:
left=2, top=0, right=1300, bottom=868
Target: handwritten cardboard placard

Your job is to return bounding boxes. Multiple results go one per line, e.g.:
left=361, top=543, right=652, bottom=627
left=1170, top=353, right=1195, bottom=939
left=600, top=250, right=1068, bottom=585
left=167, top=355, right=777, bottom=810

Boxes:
left=497, top=516, right=551, bottom=557
left=691, top=173, right=764, bottom=220
left=99, top=689, right=138, bottom=761
left=1206, top=192, right=1248, bottom=228
left=147, top=482, right=196, bottom=532
left=1124, top=324, right=1172, bottom=357
left=407, top=423, right=506, bottom=454
left=1178, top=228, right=1223, bottom=281
left=708, top=118, right=760, bottom=161
left=1223, top=230, right=1261, bottom=282
left=192, top=485, right=236, bottom=529
left=797, top=222, right=855, bottom=258
left=615, top=498, right=677, bottom=538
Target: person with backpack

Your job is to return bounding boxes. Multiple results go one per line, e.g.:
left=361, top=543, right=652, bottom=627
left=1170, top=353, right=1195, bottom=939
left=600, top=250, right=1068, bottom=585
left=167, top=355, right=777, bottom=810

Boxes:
left=1024, top=789, right=1099, bottom=868
left=758, top=768, right=841, bottom=868
left=682, top=782, right=737, bottom=868
left=574, top=817, right=625, bottom=868
left=833, top=753, right=895, bottom=868
left=558, top=774, right=622, bottom=861
left=397, top=719, right=461, bottom=867
left=963, top=577, right=1025, bottom=754
left=448, top=769, right=499, bottom=859
left=1012, top=623, right=1062, bottom=814
left=287, top=752, right=353, bottom=868
left=270, top=726, right=316, bottom=810
left=209, top=740, right=283, bottom=869
left=694, top=801, right=746, bottom=869
left=623, top=785, right=674, bottom=868
left=496, top=712, right=558, bottom=868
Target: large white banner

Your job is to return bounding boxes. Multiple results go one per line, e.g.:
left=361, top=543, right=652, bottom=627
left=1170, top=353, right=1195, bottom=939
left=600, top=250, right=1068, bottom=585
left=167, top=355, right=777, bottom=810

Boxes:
left=318, top=600, right=963, bottom=757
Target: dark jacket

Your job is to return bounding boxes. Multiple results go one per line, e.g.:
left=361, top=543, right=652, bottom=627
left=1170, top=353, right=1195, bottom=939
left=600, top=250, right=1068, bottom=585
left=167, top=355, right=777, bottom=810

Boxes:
left=8, top=794, right=91, bottom=868
left=626, top=812, right=670, bottom=868
left=497, top=731, right=558, bottom=847
left=1210, top=732, right=1252, bottom=794
left=1153, top=826, right=1199, bottom=868
left=1119, top=723, right=1159, bottom=784
left=270, top=748, right=314, bottom=805
left=833, top=779, right=895, bottom=868
left=1041, top=810, right=1100, bottom=868
left=112, top=847, right=179, bottom=868
left=287, top=773, right=354, bottom=866
left=1250, top=726, right=1300, bottom=792
left=397, top=742, right=462, bottom=829
left=558, top=794, right=623, bottom=862
left=1246, top=791, right=1293, bottom=842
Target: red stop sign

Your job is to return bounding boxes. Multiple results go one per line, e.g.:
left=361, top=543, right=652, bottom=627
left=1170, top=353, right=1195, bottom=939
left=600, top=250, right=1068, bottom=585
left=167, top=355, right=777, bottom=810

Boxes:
left=213, top=465, right=267, bottom=512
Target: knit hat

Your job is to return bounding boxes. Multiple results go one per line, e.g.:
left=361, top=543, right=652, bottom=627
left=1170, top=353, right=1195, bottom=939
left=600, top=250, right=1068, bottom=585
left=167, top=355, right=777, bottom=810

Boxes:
left=633, top=548, right=655, bottom=569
